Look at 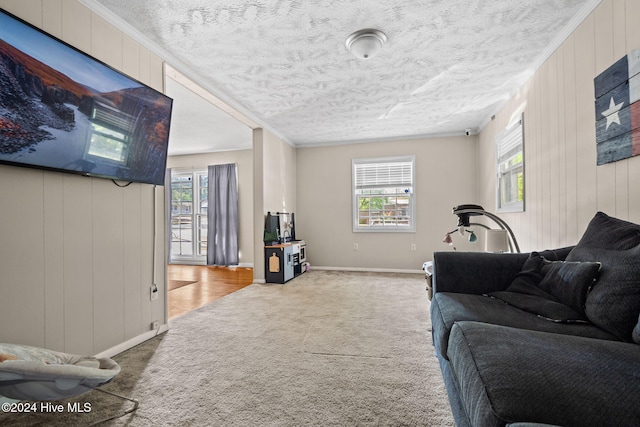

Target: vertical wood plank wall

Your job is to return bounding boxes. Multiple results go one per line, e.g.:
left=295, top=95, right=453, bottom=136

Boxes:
left=478, top=0, right=640, bottom=252
left=0, top=0, right=166, bottom=355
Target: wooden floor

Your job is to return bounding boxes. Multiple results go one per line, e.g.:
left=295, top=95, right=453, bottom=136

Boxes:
left=167, top=264, right=254, bottom=320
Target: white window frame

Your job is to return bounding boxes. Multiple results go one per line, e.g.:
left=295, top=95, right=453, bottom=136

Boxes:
left=352, top=155, right=416, bottom=233
left=496, top=114, right=525, bottom=213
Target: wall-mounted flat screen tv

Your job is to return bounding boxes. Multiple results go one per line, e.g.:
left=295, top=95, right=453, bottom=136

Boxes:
left=0, top=8, right=173, bottom=185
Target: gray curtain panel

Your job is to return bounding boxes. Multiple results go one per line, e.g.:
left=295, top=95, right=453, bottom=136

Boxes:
left=207, top=163, right=239, bottom=266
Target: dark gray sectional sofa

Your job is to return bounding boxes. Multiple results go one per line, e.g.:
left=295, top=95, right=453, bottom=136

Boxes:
left=431, top=212, right=640, bottom=427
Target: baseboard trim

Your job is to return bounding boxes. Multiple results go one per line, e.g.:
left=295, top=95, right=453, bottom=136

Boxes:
left=94, top=324, right=169, bottom=359
left=311, top=266, right=424, bottom=274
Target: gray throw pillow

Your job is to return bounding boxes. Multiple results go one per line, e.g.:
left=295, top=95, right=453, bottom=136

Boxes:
left=537, top=260, right=601, bottom=315
left=492, top=252, right=597, bottom=322
left=567, top=245, right=640, bottom=342
left=570, top=211, right=640, bottom=250
left=504, top=252, right=552, bottom=298
left=566, top=212, right=640, bottom=342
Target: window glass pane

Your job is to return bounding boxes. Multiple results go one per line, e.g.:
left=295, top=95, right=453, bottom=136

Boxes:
left=353, top=157, right=415, bottom=232
left=496, top=116, right=524, bottom=212
left=199, top=173, right=208, bottom=214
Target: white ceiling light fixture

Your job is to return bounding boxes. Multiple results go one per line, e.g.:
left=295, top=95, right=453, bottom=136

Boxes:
left=345, top=28, right=387, bottom=59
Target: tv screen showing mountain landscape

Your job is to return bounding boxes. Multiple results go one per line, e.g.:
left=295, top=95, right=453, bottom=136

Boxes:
left=0, top=9, right=173, bottom=185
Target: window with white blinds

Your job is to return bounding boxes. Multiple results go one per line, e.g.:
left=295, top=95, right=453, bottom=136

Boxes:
left=352, top=156, right=415, bottom=232
left=496, top=115, right=524, bottom=212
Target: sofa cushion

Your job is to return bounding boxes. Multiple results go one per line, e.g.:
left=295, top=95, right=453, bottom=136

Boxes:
left=507, top=424, right=562, bottom=427
left=485, top=291, right=588, bottom=323
left=430, top=292, right=618, bottom=359
left=447, top=321, right=640, bottom=427
left=566, top=212, right=640, bottom=342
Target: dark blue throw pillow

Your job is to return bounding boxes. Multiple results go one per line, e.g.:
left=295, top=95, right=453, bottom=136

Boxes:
left=570, top=211, right=640, bottom=250
left=493, top=252, right=599, bottom=322
left=504, top=252, right=549, bottom=297
left=566, top=212, right=640, bottom=342
left=537, top=260, right=601, bottom=315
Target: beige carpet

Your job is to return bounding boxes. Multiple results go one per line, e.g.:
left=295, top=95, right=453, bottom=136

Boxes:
left=0, top=270, right=454, bottom=426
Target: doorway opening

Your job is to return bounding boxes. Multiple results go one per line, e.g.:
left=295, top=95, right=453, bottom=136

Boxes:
left=170, top=169, right=208, bottom=264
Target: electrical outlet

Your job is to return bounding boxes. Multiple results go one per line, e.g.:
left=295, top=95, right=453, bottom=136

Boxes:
left=150, top=320, right=160, bottom=330
left=150, top=284, right=158, bottom=301
left=353, top=243, right=359, bottom=251
left=411, top=244, right=416, bottom=251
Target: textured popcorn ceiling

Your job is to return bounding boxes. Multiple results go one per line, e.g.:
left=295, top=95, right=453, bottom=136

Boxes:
left=85, top=0, right=600, bottom=151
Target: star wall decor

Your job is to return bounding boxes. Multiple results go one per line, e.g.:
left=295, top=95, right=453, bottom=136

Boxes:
left=602, top=97, right=624, bottom=129
left=594, top=49, right=640, bottom=165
